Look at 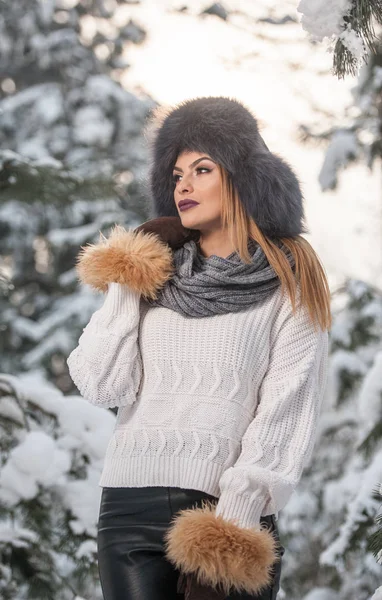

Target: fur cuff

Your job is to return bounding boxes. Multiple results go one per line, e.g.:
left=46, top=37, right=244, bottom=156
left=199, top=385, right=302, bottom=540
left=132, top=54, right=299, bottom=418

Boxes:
left=75, top=225, right=174, bottom=299
left=164, top=500, right=280, bottom=597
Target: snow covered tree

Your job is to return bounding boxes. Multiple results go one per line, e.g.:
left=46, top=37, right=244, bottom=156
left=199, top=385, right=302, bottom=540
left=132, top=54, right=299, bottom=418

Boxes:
left=293, top=9, right=382, bottom=595
left=0, top=5, right=155, bottom=595
left=296, top=40, right=382, bottom=192
left=296, top=0, right=382, bottom=196
left=0, top=0, right=156, bottom=393
left=0, top=371, right=116, bottom=599
left=0, top=0, right=146, bottom=92
left=368, top=482, right=382, bottom=563
left=279, top=278, right=382, bottom=600
left=0, top=138, right=153, bottom=597
left=0, top=142, right=151, bottom=389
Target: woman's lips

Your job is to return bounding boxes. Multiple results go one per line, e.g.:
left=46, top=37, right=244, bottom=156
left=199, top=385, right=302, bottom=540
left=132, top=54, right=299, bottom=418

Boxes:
left=179, top=202, right=199, bottom=211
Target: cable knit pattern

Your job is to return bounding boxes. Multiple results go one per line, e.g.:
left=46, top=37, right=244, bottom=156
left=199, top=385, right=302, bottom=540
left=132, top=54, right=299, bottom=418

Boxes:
left=67, top=280, right=329, bottom=530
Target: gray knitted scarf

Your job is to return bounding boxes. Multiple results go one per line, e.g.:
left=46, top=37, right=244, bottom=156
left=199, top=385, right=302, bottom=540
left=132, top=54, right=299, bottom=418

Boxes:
left=145, top=238, right=296, bottom=318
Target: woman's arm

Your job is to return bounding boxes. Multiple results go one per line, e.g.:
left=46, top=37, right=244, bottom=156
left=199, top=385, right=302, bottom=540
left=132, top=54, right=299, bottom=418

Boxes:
left=67, top=283, right=143, bottom=408
left=66, top=224, right=174, bottom=408
left=214, top=302, right=329, bottom=529
left=164, top=290, right=330, bottom=597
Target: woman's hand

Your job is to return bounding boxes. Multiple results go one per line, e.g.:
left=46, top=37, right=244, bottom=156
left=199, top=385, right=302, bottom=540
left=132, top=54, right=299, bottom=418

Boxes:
left=75, top=223, right=174, bottom=297
left=134, top=216, right=200, bottom=250
left=177, top=571, right=226, bottom=600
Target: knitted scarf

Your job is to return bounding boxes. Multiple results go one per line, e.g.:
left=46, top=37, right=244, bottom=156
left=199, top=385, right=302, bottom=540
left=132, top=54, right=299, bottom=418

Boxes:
left=145, top=238, right=296, bottom=318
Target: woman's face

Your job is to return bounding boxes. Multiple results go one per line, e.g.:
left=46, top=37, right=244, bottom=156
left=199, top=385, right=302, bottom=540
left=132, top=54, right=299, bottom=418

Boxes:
left=172, top=150, right=223, bottom=231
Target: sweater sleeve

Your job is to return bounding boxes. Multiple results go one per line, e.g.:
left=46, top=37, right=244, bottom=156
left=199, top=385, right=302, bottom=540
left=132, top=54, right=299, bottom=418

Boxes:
left=66, top=282, right=143, bottom=408
left=215, top=296, right=330, bottom=530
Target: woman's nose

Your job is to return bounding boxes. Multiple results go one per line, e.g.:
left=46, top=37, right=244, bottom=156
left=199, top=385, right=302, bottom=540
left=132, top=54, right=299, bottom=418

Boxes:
left=178, top=173, right=193, bottom=193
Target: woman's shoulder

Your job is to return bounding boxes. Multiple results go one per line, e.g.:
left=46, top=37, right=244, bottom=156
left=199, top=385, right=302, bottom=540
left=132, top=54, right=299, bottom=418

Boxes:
left=272, top=279, right=328, bottom=346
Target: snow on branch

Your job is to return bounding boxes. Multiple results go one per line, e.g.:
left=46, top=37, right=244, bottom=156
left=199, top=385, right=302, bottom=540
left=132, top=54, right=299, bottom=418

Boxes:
left=297, top=0, right=382, bottom=78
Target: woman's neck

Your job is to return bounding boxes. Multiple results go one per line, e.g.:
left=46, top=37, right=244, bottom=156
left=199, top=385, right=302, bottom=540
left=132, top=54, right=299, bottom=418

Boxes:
left=196, top=234, right=237, bottom=260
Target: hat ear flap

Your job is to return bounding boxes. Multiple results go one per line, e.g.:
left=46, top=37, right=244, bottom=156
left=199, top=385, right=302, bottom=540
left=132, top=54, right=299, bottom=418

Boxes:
left=148, top=160, right=178, bottom=219
left=236, top=151, right=309, bottom=238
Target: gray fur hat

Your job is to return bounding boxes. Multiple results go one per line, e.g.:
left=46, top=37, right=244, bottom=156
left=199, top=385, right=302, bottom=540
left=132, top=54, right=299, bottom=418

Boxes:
left=144, top=96, right=308, bottom=239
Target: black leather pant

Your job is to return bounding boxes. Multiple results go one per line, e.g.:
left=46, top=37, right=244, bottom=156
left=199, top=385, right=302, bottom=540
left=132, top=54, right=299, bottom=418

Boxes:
left=97, top=486, right=285, bottom=600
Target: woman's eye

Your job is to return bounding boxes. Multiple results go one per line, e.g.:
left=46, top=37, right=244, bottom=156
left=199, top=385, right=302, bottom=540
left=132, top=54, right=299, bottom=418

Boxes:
left=172, top=167, right=210, bottom=183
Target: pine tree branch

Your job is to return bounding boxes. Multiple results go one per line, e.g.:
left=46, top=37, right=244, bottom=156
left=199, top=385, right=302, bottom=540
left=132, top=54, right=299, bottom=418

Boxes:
left=367, top=483, right=382, bottom=561
left=0, top=376, right=30, bottom=431
left=334, top=0, right=382, bottom=78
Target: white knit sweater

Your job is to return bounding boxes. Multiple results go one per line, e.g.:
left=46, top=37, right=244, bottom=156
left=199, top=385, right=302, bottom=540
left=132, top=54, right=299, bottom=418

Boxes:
left=67, top=281, right=329, bottom=530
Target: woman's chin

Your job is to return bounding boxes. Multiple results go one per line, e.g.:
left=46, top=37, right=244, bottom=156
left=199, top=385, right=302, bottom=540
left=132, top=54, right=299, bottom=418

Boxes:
left=179, top=216, right=201, bottom=229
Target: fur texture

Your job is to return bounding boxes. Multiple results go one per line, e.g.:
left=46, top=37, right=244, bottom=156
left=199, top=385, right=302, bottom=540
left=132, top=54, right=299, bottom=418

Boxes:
left=75, top=225, right=174, bottom=299
left=145, top=96, right=309, bottom=238
left=164, top=500, right=281, bottom=597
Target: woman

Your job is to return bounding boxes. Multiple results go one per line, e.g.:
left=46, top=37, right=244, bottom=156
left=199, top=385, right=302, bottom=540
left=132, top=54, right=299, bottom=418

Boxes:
left=67, top=96, right=331, bottom=600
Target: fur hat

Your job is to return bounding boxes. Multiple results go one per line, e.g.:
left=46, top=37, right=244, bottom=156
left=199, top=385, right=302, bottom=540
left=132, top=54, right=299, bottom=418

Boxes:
left=144, top=96, right=309, bottom=239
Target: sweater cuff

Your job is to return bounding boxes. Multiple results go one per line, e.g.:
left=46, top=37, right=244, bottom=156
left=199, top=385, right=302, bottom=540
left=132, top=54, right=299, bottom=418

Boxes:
left=96, top=282, right=141, bottom=327
left=215, top=491, right=266, bottom=530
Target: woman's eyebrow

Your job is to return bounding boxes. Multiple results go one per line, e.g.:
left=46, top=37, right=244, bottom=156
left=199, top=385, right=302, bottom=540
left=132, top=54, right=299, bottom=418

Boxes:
left=173, top=157, right=214, bottom=172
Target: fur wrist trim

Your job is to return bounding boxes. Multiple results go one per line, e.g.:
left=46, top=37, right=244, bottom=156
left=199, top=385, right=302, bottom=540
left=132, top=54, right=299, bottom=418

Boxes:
left=75, top=224, right=174, bottom=299
left=164, top=501, right=280, bottom=597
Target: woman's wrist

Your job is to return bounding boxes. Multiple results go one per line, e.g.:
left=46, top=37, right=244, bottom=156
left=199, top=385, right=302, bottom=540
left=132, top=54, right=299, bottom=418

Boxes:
left=103, top=282, right=141, bottom=314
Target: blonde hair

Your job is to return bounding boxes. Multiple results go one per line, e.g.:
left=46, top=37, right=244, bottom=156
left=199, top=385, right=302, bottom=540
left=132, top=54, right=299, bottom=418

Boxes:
left=217, top=164, right=332, bottom=332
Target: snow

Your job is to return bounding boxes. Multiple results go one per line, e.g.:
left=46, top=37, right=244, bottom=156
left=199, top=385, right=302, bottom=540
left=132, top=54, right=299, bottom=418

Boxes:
left=0, top=523, right=38, bottom=546
left=0, top=431, right=71, bottom=506
left=0, top=371, right=115, bottom=537
left=72, top=105, right=114, bottom=148
left=75, top=540, right=97, bottom=560
left=356, top=351, right=382, bottom=442
left=323, top=471, right=361, bottom=516
left=33, top=156, right=63, bottom=169
left=340, top=25, right=367, bottom=62
left=297, top=0, right=352, bottom=41
left=323, top=348, right=367, bottom=409
left=38, top=0, right=55, bottom=26
left=12, top=289, right=101, bottom=368
left=47, top=222, right=102, bottom=247
left=64, top=474, right=103, bottom=537
left=277, top=488, right=318, bottom=535
left=1, top=83, right=55, bottom=113
left=320, top=448, right=382, bottom=571
left=18, top=137, right=50, bottom=161
left=318, top=130, right=360, bottom=190
left=371, top=586, right=382, bottom=600
left=34, top=86, right=64, bottom=125
left=302, top=589, right=338, bottom=600
left=297, top=0, right=367, bottom=67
